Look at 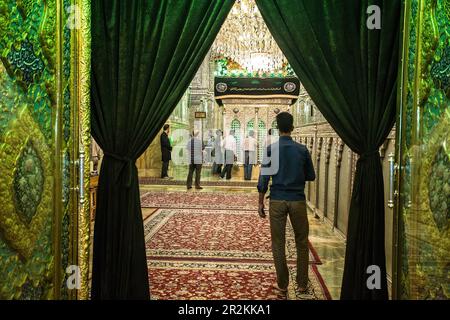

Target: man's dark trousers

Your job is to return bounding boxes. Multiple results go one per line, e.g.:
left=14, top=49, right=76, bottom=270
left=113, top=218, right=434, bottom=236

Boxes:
left=269, top=200, right=309, bottom=289
left=220, top=150, right=234, bottom=180
left=161, top=161, right=169, bottom=178
left=187, top=164, right=202, bottom=188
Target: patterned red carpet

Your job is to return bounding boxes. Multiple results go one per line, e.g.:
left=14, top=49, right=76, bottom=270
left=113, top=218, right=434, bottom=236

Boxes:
left=141, top=190, right=260, bottom=210
left=142, top=191, right=331, bottom=300
left=140, top=177, right=257, bottom=187
left=148, top=260, right=328, bottom=300
left=144, top=208, right=321, bottom=264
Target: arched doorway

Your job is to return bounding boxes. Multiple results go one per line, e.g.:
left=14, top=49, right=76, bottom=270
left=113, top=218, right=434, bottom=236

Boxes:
left=257, top=120, right=266, bottom=163
left=247, top=119, right=267, bottom=163
left=271, top=119, right=279, bottom=138
left=230, top=118, right=242, bottom=162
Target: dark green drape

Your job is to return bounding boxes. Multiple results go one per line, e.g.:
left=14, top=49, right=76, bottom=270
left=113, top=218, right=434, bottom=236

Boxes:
left=256, top=0, right=400, bottom=299
left=91, top=0, right=234, bottom=299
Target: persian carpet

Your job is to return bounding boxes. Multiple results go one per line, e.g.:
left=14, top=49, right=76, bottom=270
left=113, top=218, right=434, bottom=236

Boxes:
left=141, top=190, right=259, bottom=210
left=139, top=177, right=257, bottom=187
left=144, top=208, right=321, bottom=265
left=144, top=206, right=330, bottom=300
left=149, top=260, right=330, bottom=300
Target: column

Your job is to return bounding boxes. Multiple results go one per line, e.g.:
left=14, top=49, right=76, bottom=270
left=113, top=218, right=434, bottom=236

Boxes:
left=221, top=106, right=226, bottom=132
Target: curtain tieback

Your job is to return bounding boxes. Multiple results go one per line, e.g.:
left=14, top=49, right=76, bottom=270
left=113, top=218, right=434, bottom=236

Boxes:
left=103, top=151, right=134, bottom=188
left=359, top=149, right=380, bottom=161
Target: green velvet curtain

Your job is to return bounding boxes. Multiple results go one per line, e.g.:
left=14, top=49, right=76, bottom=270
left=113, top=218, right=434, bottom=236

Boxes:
left=91, top=0, right=234, bottom=299
left=256, top=0, right=400, bottom=299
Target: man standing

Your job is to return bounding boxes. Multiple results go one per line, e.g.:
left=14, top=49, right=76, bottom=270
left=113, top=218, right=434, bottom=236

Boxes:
left=186, top=130, right=204, bottom=190
left=220, top=129, right=236, bottom=180
left=213, top=129, right=224, bottom=175
left=257, top=112, right=315, bottom=297
left=205, top=130, right=215, bottom=164
left=265, top=128, right=278, bottom=148
left=243, top=130, right=257, bottom=180
left=160, top=124, right=172, bottom=179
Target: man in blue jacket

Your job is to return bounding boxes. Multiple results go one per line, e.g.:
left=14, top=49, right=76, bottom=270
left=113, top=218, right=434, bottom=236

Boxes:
left=257, top=112, right=316, bottom=296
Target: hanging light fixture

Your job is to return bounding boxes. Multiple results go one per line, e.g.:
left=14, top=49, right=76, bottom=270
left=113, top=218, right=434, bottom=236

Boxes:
left=212, top=0, right=287, bottom=75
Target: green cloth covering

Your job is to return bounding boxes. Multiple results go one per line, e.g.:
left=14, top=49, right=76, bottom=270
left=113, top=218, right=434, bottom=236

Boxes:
left=256, top=0, right=401, bottom=299
left=91, top=0, right=234, bottom=299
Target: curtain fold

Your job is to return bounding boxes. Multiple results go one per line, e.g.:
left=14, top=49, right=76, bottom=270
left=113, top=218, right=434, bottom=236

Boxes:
left=256, top=0, right=401, bottom=299
left=91, top=0, right=234, bottom=299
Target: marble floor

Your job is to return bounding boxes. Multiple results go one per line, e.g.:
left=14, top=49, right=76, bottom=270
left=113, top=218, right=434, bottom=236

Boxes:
left=307, top=216, right=346, bottom=299
left=140, top=184, right=346, bottom=299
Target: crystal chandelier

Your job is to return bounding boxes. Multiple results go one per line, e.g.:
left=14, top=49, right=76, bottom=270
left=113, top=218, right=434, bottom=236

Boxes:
left=212, top=0, right=287, bottom=74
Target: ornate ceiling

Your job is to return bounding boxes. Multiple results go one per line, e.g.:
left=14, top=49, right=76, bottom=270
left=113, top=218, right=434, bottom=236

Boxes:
left=211, top=0, right=288, bottom=75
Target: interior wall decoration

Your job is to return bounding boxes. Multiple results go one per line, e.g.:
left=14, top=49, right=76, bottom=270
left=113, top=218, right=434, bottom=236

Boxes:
left=395, top=0, right=449, bottom=300
left=257, top=119, right=267, bottom=162
left=0, top=0, right=57, bottom=299
left=214, top=56, right=295, bottom=78
left=214, top=77, right=300, bottom=105
left=271, top=119, right=279, bottom=138
left=230, top=118, right=242, bottom=161
left=0, top=0, right=91, bottom=300
left=60, top=0, right=73, bottom=300
left=74, top=0, right=92, bottom=301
